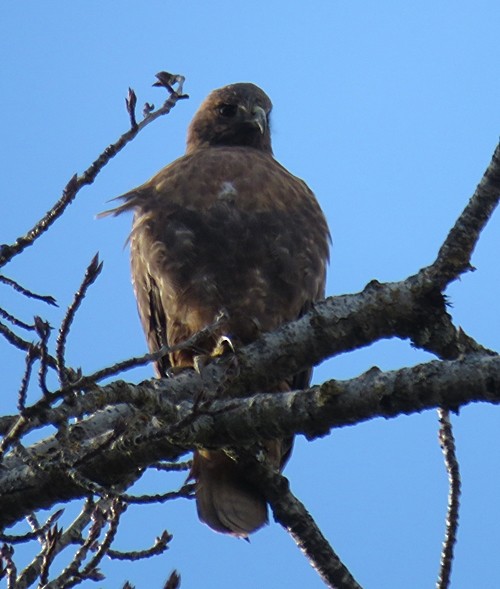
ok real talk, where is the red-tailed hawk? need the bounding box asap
[108,83,330,536]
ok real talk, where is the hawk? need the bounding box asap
[108,83,330,536]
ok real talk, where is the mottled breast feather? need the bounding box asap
[117,147,329,362]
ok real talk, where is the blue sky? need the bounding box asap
[2,2,500,588]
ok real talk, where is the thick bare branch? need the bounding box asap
[1,351,499,529]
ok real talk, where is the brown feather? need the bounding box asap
[109,83,330,536]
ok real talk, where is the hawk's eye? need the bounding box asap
[218,104,238,118]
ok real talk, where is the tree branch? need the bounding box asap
[426,140,500,287]
[241,458,363,589]
[436,409,461,589]
[1,351,499,529]
[0,73,187,269]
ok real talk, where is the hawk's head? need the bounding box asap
[186,83,273,154]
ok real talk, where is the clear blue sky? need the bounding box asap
[2,2,500,588]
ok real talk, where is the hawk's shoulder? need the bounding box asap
[108,146,324,222]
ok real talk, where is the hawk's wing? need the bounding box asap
[130,240,172,376]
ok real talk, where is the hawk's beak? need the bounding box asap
[239,104,267,134]
[249,105,267,134]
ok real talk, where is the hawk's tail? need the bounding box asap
[191,378,295,536]
[192,449,268,537]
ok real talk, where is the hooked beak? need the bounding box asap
[249,105,267,134]
[240,104,267,134]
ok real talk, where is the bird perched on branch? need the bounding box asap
[106,82,330,536]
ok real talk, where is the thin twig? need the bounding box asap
[78,499,125,579]
[34,317,52,396]
[68,310,227,389]
[13,440,47,475]
[107,530,172,561]
[39,524,63,587]
[66,467,119,499]
[151,460,192,472]
[0,320,63,380]
[26,513,43,542]
[0,73,187,269]
[0,321,34,354]
[126,88,138,128]
[1,510,64,545]
[0,274,57,306]
[42,503,108,589]
[16,497,110,589]
[436,408,461,589]
[121,483,195,504]
[163,570,181,589]
[56,253,103,386]
[0,544,17,589]
[0,307,35,331]
[17,345,37,411]
[69,346,172,388]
